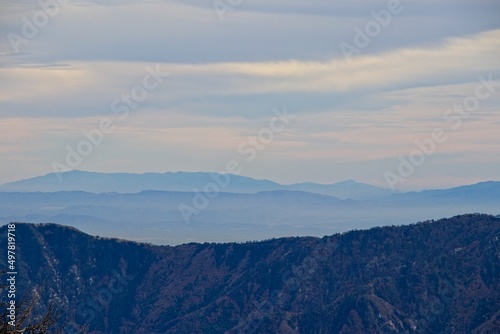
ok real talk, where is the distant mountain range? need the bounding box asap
[0,170,394,200]
[0,171,498,244]
[1,214,498,333]
[386,181,500,202]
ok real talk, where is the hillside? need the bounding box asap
[0,214,499,333]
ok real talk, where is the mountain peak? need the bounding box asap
[333,179,359,185]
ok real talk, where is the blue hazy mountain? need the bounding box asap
[384,181,500,203]
[287,179,393,199]
[0,170,281,194]
[0,170,393,200]
[0,180,498,245]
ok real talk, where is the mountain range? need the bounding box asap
[0,170,393,200]
[0,171,499,245]
[1,214,498,333]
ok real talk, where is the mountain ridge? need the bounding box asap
[1,181,499,245]
[0,170,392,200]
[1,214,499,333]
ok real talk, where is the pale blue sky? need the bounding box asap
[1,0,499,190]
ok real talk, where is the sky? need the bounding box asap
[0,0,499,190]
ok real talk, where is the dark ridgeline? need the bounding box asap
[0,214,499,333]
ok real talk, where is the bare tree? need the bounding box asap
[1,271,87,334]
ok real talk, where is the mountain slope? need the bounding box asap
[288,179,394,199]
[385,181,500,204]
[1,214,499,333]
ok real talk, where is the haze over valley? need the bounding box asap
[1,170,498,244]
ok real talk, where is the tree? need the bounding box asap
[0,271,87,334]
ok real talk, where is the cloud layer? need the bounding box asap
[0,0,499,189]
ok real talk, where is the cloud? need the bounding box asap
[2,0,499,64]
[0,1,499,188]
[1,29,499,120]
